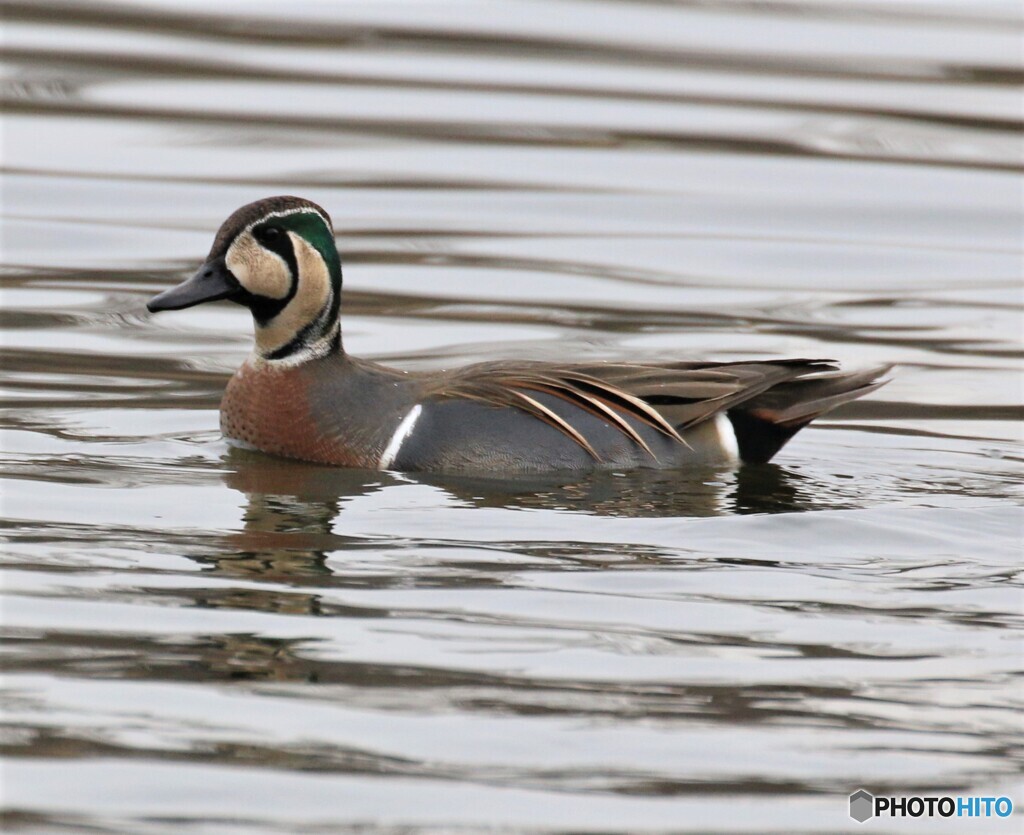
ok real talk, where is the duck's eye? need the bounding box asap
[259,226,282,242]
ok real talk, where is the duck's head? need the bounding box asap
[148,196,342,361]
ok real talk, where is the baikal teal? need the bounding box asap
[148,195,891,475]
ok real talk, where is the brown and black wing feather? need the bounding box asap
[421,358,889,464]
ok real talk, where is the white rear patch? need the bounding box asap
[714,412,740,461]
[378,404,423,470]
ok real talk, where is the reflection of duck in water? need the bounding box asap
[215,453,380,581]
[221,446,829,525]
[149,196,889,475]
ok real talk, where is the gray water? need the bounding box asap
[1,1,1022,832]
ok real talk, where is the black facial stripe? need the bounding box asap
[243,293,285,326]
[266,333,308,361]
[264,297,339,361]
[242,226,300,325]
[264,315,324,361]
[327,327,342,354]
[324,263,341,331]
[258,224,300,286]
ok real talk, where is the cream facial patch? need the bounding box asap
[225,230,292,300]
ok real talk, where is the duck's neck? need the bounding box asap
[255,317,342,364]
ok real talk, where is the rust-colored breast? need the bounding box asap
[220,359,372,467]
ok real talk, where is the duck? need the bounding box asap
[147,195,890,474]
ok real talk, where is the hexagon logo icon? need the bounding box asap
[850,789,874,823]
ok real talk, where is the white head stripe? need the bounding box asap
[240,206,331,237]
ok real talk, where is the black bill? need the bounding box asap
[147,258,239,312]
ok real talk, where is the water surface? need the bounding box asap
[1,1,1022,832]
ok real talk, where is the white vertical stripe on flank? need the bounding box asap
[378,404,423,470]
[714,413,740,460]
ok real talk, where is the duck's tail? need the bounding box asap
[726,365,893,464]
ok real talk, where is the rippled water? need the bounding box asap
[2,1,1022,832]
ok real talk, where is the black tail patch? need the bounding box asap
[726,409,804,464]
[727,365,892,464]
